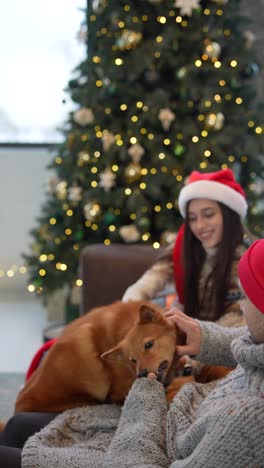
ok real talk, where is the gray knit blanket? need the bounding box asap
[22,404,121,468]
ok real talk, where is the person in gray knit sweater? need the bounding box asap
[0,170,254,467]
[18,239,264,468]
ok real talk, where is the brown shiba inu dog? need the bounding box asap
[15,301,183,413]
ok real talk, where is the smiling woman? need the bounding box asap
[0,0,85,144]
[123,168,255,325]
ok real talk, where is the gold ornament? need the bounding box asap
[83,201,102,221]
[204,41,221,60]
[55,181,68,200]
[38,224,50,241]
[77,151,90,165]
[205,112,225,131]
[116,29,143,51]
[67,133,75,148]
[124,163,142,183]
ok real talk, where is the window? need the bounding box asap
[0,0,86,144]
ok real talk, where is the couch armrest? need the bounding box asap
[80,243,163,314]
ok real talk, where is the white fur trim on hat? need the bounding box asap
[178,180,248,218]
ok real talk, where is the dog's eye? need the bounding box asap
[144,340,154,350]
[130,357,137,364]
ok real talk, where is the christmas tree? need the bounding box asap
[24,0,264,319]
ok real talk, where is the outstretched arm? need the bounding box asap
[122,249,174,302]
[103,378,169,468]
[165,309,246,368]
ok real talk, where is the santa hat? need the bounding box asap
[178,168,248,218]
[238,239,264,314]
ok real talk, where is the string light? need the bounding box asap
[228,155,235,162]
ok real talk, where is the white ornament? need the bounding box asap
[161,230,177,245]
[158,108,176,131]
[79,76,88,85]
[119,224,140,243]
[174,0,201,16]
[47,175,59,194]
[77,25,87,43]
[128,143,145,163]
[73,108,94,126]
[99,167,116,192]
[243,31,256,49]
[92,0,107,13]
[68,185,82,202]
[102,132,115,151]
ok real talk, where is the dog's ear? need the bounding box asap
[139,304,160,324]
[101,345,124,361]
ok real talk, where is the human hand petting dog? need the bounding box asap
[164,308,202,358]
[147,308,202,380]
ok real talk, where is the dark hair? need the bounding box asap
[183,202,244,321]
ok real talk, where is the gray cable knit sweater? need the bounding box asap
[22,322,264,468]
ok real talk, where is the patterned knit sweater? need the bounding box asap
[22,322,264,468]
[123,240,248,325]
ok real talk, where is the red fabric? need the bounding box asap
[26,338,57,381]
[238,239,264,314]
[173,224,185,305]
[187,168,246,199]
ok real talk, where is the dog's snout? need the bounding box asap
[137,369,148,378]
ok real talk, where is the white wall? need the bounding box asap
[0,147,53,296]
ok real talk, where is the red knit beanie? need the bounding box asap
[238,239,264,314]
[178,168,247,218]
